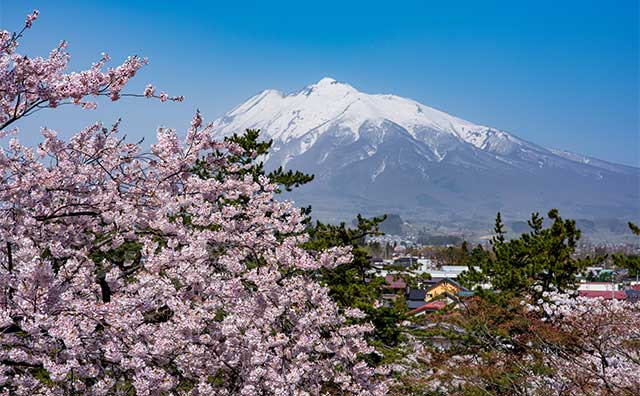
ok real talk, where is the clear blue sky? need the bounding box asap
[1,0,638,166]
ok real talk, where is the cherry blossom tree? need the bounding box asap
[538,292,640,395]
[0,12,387,396]
[391,294,640,396]
[0,10,182,134]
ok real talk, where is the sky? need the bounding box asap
[1,0,639,166]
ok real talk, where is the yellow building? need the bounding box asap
[425,278,466,301]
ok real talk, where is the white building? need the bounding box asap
[578,282,618,291]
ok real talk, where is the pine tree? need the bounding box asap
[613,222,640,280]
[460,209,592,303]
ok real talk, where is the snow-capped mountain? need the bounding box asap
[212,78,639,227]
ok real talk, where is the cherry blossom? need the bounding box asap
[392,294,640,396]
[538,292,640,394]
[0,113,387,396]
[0,11,386,396]
[0,11,182,134]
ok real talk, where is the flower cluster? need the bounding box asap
[0,10,182,133]
[0,116,387,395]
[389,293,639,396]
[539,292,640,394]
[0,11,386,396]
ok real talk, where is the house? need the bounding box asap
[369,257,385,266]
[393,256,419,269]
[425,278,467,300]
[384,275,407,291]
[406,279,474,314]
[424,266,478,280]
[382,275,408,301]
[409,300,447,316]
[456,290,476,298]
[625,289,640,303]
[583,266,604,279]
[578,290,627,300]
[578,282,620,292]
[440,266,470,276]
[406,289,428,310]
[407,299,427,310]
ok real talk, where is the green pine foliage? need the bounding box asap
[190,129,314,196]
[225,129,315,192]
[612,222,640,278]
[629,222,640,236]
[459,209,592,303]
[304,215,408,354]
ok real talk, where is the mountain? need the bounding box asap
[211,77,640,233]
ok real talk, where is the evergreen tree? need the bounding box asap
[460,209,591,303]
[629,221,640,236]
[304,215,408,352]
[192,129,314,194]
[613,222,640,280]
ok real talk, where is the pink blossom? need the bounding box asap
[191,109,202,129]
[143,84,155,97]
[25,10,39,28]
[0,13,386,395]
[0,12,179,133]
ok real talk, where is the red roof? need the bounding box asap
[384,275,407,289]
[409,300,447,314]
[579,290,627,300]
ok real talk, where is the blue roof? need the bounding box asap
[625,289,640,302]
[408,289,427,300]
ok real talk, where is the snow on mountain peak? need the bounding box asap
[212,78,500,149]
[312,76,339,87]
[208,79,638,224]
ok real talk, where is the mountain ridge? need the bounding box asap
[211,78,639,230]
